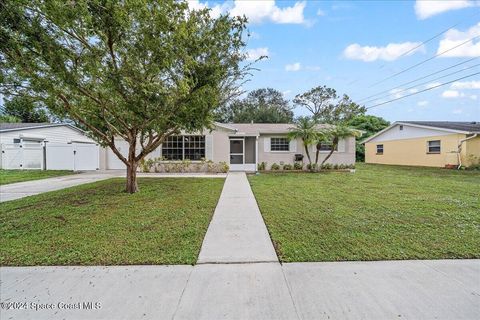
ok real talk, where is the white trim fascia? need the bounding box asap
[361,121,474,144]
[213,122,238,132]
[0,123,85,134]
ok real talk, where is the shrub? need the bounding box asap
[293,162,303,170]
[339,164,346,169]
[258,162,267,171]
[307,163,317,171]
[283,164,293,170]
[218,161,229,173]
[333,164,339,170]
[271,163,280,170]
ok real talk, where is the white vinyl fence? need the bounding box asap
[1,143,99,171]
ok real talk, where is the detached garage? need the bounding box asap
[0,123,99,171]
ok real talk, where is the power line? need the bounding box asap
[365,71,480,109]
[357,57,479,103]
[369,34,480,88]
[347,12,479,88]
[361,62,480,105]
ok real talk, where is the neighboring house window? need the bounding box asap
[376,144,384,154]
[13,138,21,144]
[427,140,441,154]
[270,137,289,151]
[320,141,337,151]
[399,125,404,131]
[162,135,205,160]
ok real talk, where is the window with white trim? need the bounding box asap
[320,141,337,151]
[162,135,205,160]
[376,144,384,154]
[270,137,289,151]
[427,140,440,154]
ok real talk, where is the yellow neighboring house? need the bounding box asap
[363,121,480,168]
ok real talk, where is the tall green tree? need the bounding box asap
[347,115,390,161]
[320,126,362,166]
[294,85,366,167]
[3,96,50,123]
[293,85,366,124]
[215,88,294,123]
[0,0,249,193]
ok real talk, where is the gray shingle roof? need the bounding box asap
[0,122,52,130]
[227,123,332,135]
[401,121,480,133]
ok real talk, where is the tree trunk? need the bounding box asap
[320,137,339,167]
[315,143,321,171]
[303,142,313,169]
[126,162,138,193]
[125,140,139,193]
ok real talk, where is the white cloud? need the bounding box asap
[187,0,225,18]
[414,0,477,20]
[230,0,307,24]
[470,94,478,100]
[442,90,465,98]
[317,9,326,16]
[245,47,269,61]
[188,1,307,24]
[451,80,480,89]
[343,42,425,62]
[389,88,419,99]
[453,108,464,114]
[425,82,442,89]
[437,22,480,57]
[417,100,429,106]
[285,62,301,71]
[282,90,292,96]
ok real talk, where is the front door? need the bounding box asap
[229,138,244,171]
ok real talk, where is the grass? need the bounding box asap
[249,164,480,262]
[0,169,73,185]
[0,178,224,266]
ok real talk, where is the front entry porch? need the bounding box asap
[229,136,257,172]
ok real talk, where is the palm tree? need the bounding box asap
[320,126,362,167]
[288,117,317,167]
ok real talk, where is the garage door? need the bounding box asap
[106,140,128,169]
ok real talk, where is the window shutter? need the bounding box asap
[264,137,271,152]
[205,135,213,160]
[289,139,297,152]
[337,139,346,153]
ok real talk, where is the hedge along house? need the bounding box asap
[101,122,357,171]
[363,121,480,168]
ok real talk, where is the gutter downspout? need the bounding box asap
[457,134,478,169]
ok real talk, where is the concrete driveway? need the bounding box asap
[0,171,119,202]
[0,171,226,202]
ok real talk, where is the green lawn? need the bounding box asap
[249,164,480,262]
[0,178,224,266]
[0,169,73,185]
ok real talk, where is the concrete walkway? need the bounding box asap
[197,172,278,264]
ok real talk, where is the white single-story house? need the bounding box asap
[1,122,357,171]
[0,123,99,170]
[100,122,357,171]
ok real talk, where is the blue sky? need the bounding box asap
[190,0,480,122]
